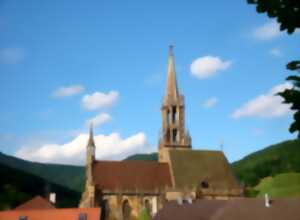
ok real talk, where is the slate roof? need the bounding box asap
[93,160,172,193]
[15,196,55,210]
[153,198,300,220]
[168,149,242,190]
[0,208,100,220]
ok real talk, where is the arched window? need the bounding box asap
[172,106,177,123]
[100,199,109,220]
[144,199,152,215]
[172,129,177,143]
[166,109,170,125]
[122,199,131,220]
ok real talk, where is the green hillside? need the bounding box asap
[232,139,300,186]
[255,172,300,197]
[124,153,158,161]
[0,163,80,210]
[0,152,84,192]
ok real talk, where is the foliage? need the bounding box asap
[278,61,300,138]
[247,0,300,34]
[0,152,85,192]
[138,208,151,220]
[232,139,300,186]
[255,172,300,197]
[124,153,158,161]
[247,0,300,138]
[0,163,80,210]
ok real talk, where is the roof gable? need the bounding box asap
[15,196,55,210]
[168,150,241,190]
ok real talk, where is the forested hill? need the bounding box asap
[0,152,84,192]
[232,139,300,186]
[0,163,80,210]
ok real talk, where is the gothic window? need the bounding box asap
[100,199,109,220]
[172,129,177,143]
[144,199,152,215]
[166,109,170,125]
[172,106,177,123]
[166,130,170,142]
[122,199,131,220]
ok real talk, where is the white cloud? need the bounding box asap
[202,97,218,108]
[82,91,119,111]
[190,56,231,79]
[86,113,112,128]
[15,132,151,165]
[52,85,84,98]
[0,48,26,64]
[231,82,293,119]
[253,21,282,41]
[269,48,282,57]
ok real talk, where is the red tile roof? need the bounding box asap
[0,208,100,220]
[93,160,172,193]
[15,196,55,210]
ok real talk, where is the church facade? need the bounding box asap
[79,47,244,220]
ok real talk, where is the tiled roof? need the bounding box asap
[93,160,172,193]
[0,208,100,220]
[15,196,55,210]
[153,198,300,220]
[168,149,242,190]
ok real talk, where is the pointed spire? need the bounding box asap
[165,45,179,103]
[87,123,95,147]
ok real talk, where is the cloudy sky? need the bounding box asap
[0,0,299,165]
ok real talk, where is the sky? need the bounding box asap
[0,0,299,165]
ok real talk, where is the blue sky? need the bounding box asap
[0,0,299,164]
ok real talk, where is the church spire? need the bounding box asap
[165,45,179,104]
[87,123,95,148]
[159,46,191,155]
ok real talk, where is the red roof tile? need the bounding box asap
[15,196,55,210]
[0,208,100,220]
[93,160,172,192]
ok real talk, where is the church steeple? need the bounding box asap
[86,124,95,184]
[159,46,191,151]
[165,45,179,104]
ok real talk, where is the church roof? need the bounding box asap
[168,149,242,190]
[15,196,55,210]
[93,160,172,193]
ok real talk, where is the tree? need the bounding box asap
[247,0,300,34]
[247,0,300,138]
[278,62,300,138]
[138,208,151,220]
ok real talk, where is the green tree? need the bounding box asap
[138,208,151,220]
[247,0,300,138]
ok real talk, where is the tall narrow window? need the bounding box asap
[166,109,170,125]
[122,199,131,220]
[172,106,177,123]
[172,129,177,143]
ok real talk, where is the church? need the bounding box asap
[79,47,244,220]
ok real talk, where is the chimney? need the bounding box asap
[49,192,56,204]
[265,194,271,208]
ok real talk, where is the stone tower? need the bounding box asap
[159,46,191,161]
[79,124,96,208]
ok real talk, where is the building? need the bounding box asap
[152,198,300,220]
[0,196,100,220]
[79,46,244,220]
[0,208,100,220]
